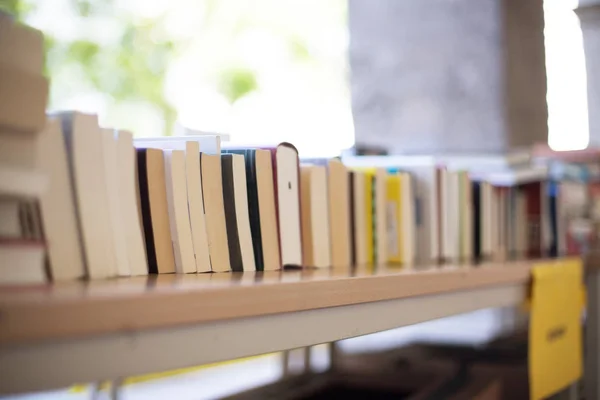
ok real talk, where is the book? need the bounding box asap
[328,159,352,268]
[270,143,302,268]
[231,154,256,271]
[136,148,176,274]
[201,154,231,272]
[0,17,44,74]
[0,165,47,198]
[255,150,281,271]
[221,154,244,272]
[300,165,332,268]
[115,130,148,276]
[60,112,117,279]
[386,174,402,264]
[35,118,85,280]
[0,65,48,134]
[374,168,388,265]
[223,149,263,270]
[102,128,130,277]
[352,171,368,266]
[0,239,46,285]
[0,199,20,238]
[164,150,197,273]
[184,141,211,273]
[401,172,417,266]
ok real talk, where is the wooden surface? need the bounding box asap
[0,259,573,345]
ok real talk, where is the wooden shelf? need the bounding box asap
[0,258,592,395]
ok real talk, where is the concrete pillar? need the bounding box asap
[576,2,600,146]
[349,0,548,154]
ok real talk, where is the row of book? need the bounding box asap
[0,18,590,284]
[0,110,555,284]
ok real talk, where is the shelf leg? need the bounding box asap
[89,382,102,400]
[108,378,123,400]
[328,341,340,371]
[302,346,311,374]
[585,269,600,400]
[281,350,291,378]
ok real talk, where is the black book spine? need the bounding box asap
[472,181,481,263]
[221,154,244,272]
[223,149,264,271]
[136,149,158,274]
[349,171,356,266]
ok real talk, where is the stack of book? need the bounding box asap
[0,16,50,284]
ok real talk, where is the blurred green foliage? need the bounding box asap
[1,0,263,135]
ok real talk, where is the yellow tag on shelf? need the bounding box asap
[529,257,585,400]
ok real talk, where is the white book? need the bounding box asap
[35,118,85,280]
[59,112,116,279]
[115,131,148,276]
[184,141,212,272]
[102,128,130,277]
[134,135,221,155]
[274,144,303,267]
[163,150,196,273]
[232,154,256,271]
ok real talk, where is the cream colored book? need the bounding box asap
[352,171,368,266]
[35,118,85,280]
[60,112,116,279]
[328,160,351,268]
[185,141,211,272]
[301,165,331,268]
[201,154,231,272]
[232,154,256,271]
[163,150,197,273]
[115,130,148,276]
[255,150,281,271]
[400,172,416,267]
[102,128,130,277]
[0,17,44,73]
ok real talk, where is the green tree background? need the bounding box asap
[0,0,351,153]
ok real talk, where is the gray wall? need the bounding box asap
[349,0,548,154]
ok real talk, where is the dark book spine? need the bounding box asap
[221,155,244,272]
[245,151,264,271]
[136,149,158,274]
[349,171,356,266]
[472,182,481,263]
[224,149,264,270]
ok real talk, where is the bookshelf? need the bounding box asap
[1,257,599,396]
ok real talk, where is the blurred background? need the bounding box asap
[0,0,593,398]
[2,0,590,155]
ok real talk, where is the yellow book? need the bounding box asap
[386,174,403,264]
[364,172,374,264]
